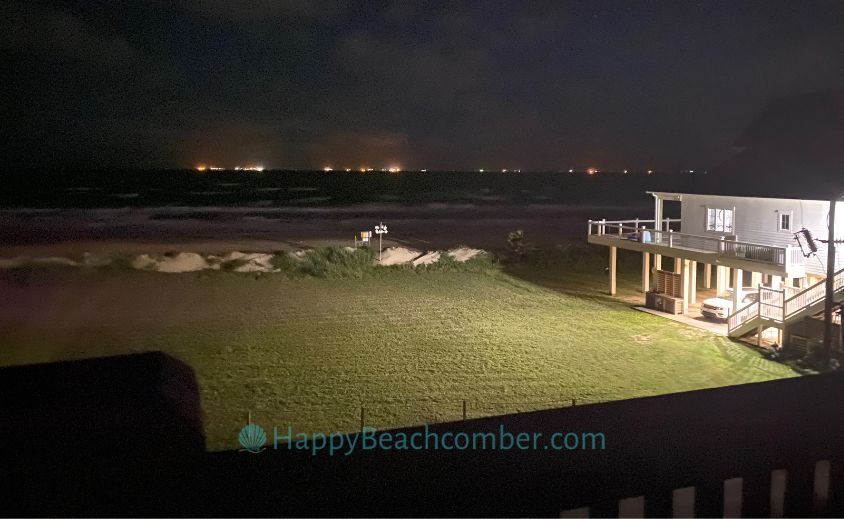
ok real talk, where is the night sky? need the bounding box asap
[4,0,844,171]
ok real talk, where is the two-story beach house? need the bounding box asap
[587,191,844,352]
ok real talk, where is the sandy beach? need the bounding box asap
[0,202,648,256]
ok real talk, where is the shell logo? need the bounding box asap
[238,423,267,453]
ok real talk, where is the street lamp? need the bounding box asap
[374,222,388,262]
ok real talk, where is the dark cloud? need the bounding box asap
[0,3,134,65]
[3,0,844,170]
[181,0,351,24]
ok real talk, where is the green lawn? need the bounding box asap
[0,262,796,451]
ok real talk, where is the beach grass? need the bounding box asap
[0,259,796,451]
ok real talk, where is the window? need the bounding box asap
[778,212,792,232]
[706,207,734,233]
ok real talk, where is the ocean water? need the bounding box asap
[0,169,700,209]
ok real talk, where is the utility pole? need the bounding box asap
[840,302,844,357]
[823,197,837,367]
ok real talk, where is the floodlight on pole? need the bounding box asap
[374,222,388,262]
[794,228,819,257]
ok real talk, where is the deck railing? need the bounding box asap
[720,241,787,265]
[588,219,801,270]
[788,247,805,270]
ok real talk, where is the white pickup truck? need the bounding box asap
[701,289,759,321]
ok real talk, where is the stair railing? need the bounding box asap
[727,300,759,332]
[783,267,844,320]
[759,286,785,322]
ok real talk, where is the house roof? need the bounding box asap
[647,190,835,204]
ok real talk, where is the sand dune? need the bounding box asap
[447,247,484,262]
[0,246,488,273]
[378,247,422,266]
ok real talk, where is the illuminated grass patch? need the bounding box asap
[0,265,795,450]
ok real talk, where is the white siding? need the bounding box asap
[678,194,844,277]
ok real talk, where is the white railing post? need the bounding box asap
[600,219,606,235]
[668,229,674,248]
[780,287,786,321]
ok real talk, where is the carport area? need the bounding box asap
[636,284,783,349]
[636,285,727,336]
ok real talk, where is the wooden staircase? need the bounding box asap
[727,267,844,338]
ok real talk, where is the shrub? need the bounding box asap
[269,252,301,274]
[511,243,637,273]
[108,252,135,270]
[408,250,498,275]
[288,247,376,278]
[270,247,498,278]
[507,229,530,259]
[219,258,249,272]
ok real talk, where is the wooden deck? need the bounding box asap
[587,219,806,278]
